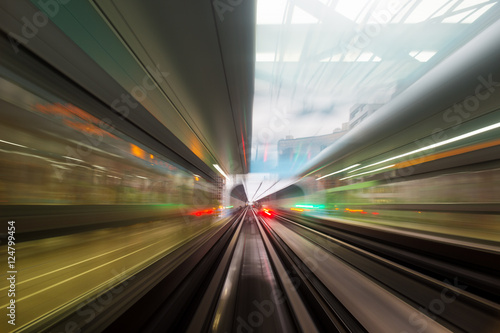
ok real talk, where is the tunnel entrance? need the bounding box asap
[230,184,248,202]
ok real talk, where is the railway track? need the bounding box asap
[41,208,500,332]
[272,212,500,332]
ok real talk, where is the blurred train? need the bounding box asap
[263,82,500,243]
[268,168,500,243]
[0,83,215,207]
[0,32,219,235]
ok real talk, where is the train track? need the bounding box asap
[41,208,500,332]
[272,212,500,332]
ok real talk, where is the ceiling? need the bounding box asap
[2,0,256,179]
[243,0,500,201]
[90,0,255,175]
[251,0,500,176]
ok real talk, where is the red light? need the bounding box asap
[261,208,273,217]
[192,209,216,216]
[372,212,380,215]
[241,132,247,168]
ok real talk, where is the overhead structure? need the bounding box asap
[1,0,255,179]
[252,0,500,176]
[296,17,500,181]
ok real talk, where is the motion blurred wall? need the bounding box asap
[0,75,217,208]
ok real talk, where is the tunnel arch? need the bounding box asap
[229,184,248,202]
[273,184,305,200]
[258,184,306,204]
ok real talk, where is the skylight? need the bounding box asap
[431,0,459,18]
[256,0,287,24]
[409,51,437,62]
[455,0,491,11]
[291,6,319,24]
[335,0,372,23]
[405,0,451,23]
[256,53,276,62]
[443,9,476,22]
[357,52,374,62]
[252,0,500,176]
[462,3,496,22]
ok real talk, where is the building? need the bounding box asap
[277,129,347,173]
[348,104,384,129]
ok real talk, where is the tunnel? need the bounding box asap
[1,1,500,332]
[229,184,248,203]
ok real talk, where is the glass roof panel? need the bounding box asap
[251,0,500,176]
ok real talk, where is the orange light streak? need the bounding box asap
[394,138,500,169]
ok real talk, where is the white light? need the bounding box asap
[410,51,437,62]
[256,53,276,62]
[405,0,450,23]
[336,0,372,22]
[343,50,361,62]
[316,164,361,180]
[320,54,342,62]
[0,140,28,149]
[332,54,342,62]
[291,6,319,24]
[340,164,395,180]
[68,139,123,158]
[431,0,459,18]
[257,0,287,24]
[442,9,475,23]
[462,3,496,23]
[213,164,230,181]
[350,121,500,173]
[357,52,373,62]
[283,53,301,62]
[455,0,490,11]
[64,156,84,163]
[51,164,69,170]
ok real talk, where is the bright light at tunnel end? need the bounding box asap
[213,164,230,181]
